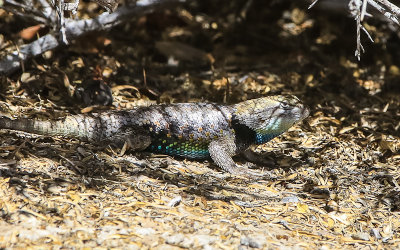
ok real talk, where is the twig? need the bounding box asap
[58,0,68,44]
[309,0,400,60]
[361,0,367,21]
[0,0,184,75]
[308,0,319,9]
[349,0,363,60]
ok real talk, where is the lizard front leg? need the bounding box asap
[208,138,267,179]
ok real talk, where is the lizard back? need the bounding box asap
[127,103,235,159]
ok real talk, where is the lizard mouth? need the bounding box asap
[293,106,309,122]
[301,106,310,120]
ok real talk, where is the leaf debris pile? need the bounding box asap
[1,1,400,248]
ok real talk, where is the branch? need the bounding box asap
[310,0,400,60]
[0,0,184,75]
[367,0,399,24]
[375,0,400,16]
[2,0,53,24]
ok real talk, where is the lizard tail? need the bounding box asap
[0,115,100,142]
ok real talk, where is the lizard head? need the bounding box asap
[233,95,309,144]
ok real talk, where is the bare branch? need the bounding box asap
[37,0,58,24]
[361,26,374,42]
[0,0,185,75]
[308,0,319,10]
[92,0,120,13]
[361,0,367,21]
[1,5,49,24]
[310,0,400,60]
[367,0,399,24]
[375,0,400,16]
[2,0,52,24]
[57,0,69,44]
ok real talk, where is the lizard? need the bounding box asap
[0,95,309,178]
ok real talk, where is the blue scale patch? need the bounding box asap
[148,136,210,159]
[255,132,282,144]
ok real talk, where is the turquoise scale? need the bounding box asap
[255,132,282,144]
[148,136,210,159]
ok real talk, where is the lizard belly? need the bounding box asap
[147,135,210,159]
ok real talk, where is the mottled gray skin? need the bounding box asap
[0,96,309,177]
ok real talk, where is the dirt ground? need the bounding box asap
[0,1,400,249]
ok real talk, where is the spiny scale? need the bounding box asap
[149,136,210,159]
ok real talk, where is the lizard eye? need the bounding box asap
[280,101,290,109]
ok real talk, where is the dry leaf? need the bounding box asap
[19,25,42,40]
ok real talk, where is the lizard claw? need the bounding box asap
[231,165,276,180]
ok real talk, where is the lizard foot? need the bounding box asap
[229,165,276,180]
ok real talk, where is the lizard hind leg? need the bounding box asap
[126,131,152,151]
[208,139,267,179]
[111,127,151,155]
